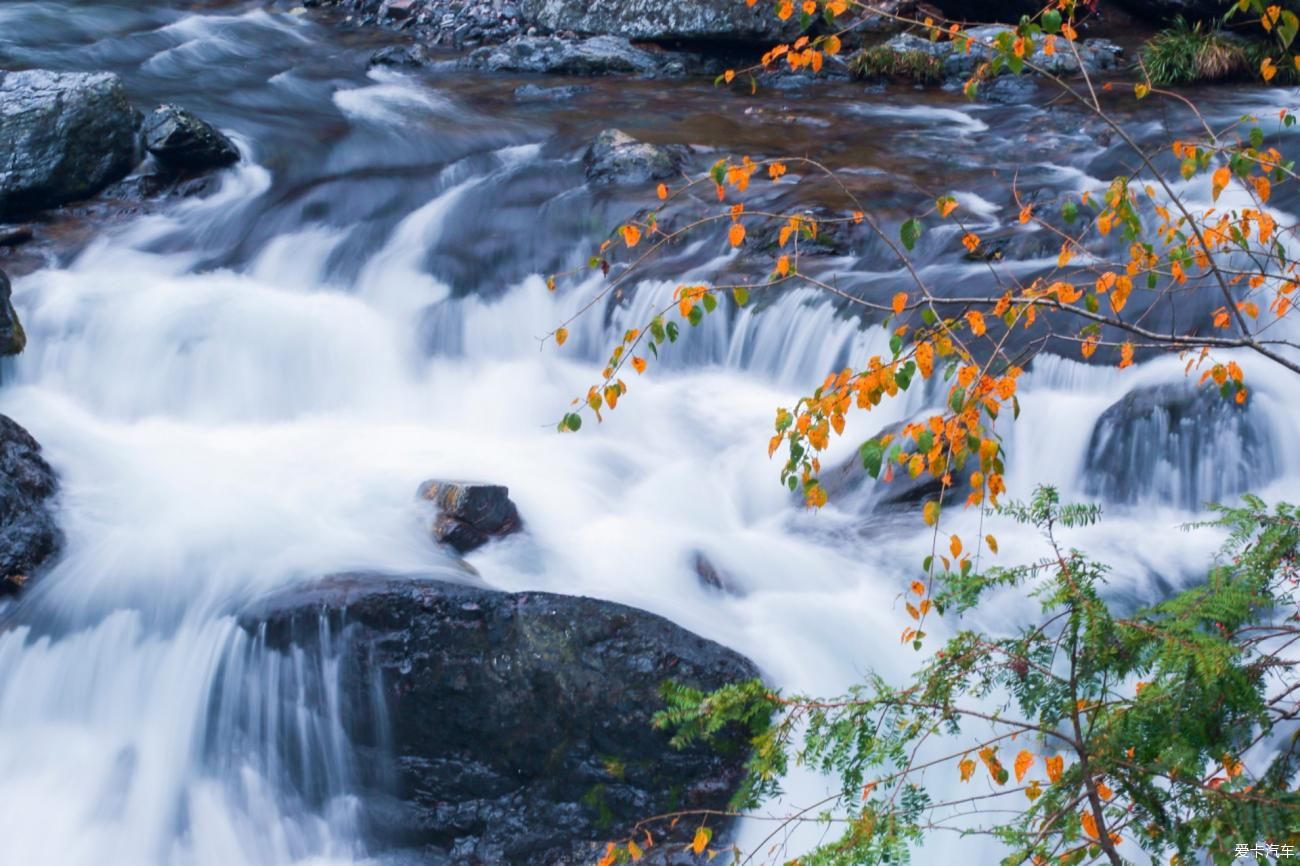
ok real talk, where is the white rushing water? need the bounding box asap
[1,9,1298,865]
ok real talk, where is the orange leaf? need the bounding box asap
[910,579,925,596]
[961,233,980,253]
[1018,204,1033,224]
[892,292,908,315]
[554,327,568,347]
[1119,342,1134,369]
[628,840,644,861]
[938,197,958,218]
[729,223,746,247]
[690,826,711,855]
[656,183,668,200]
[621,224,642,247]
[965,310,987,336]
[776,255,791,277]
[768,162,787,180]
[959,757,976,782]
[1081,811,1100,841]
[631,356,647,374]
[1212,166,1230,201]
[723,68,735,84]
[1045,755,1064,783]
[1014,750,1034,783]
[949,534,962,557]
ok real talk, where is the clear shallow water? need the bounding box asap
[1,3,1298,864]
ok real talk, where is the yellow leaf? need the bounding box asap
[923,500,940,526]
[1014,750,1034,783]
[1212,166,1230,201]
[1057,242,1074,268]
[554,327,568,346]
[1262,56,1277,82]
[690,827,711,855]
[949,534,962,557]
[985,533,998,554]
[628,840,644,861]
[906,601,920,620]
[824,34,842,55]
[546,275,557,292]
[1025,779,1043,801]
[631,356,647,374]
[938,196,958,218]
[1135,82,1151,99]
[959,757,976,781]
[1045,755,1064,783]
[729,223,746,247]
[621,224,642,247]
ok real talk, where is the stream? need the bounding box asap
[0,2,1297,864]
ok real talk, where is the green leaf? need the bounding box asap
[1280,10,1299,48]
[1042,9,1062,33]
[666,321,680,343]
[921,308,938,326]
[861,439,884,478]
[562,413,582,432]
[917,430,935,453]
[1062,201,1078,224]
[1250,126,1265,150]
[688,306,704,326]
[732,287,750,307]
[889,334,903,357]
[900,218,923,252]
[702,293,718,313]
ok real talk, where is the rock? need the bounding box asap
[0,268,25,357]
[870,28,1122,86]
[417,480,522,553]
[0,225,33,248]
[0,70,139,220]
[822,418,973,512]
[583,129,690,186]
[0,413,61,595]
[517,0,796,45]
[369,43,431,67]
[1083,383,1274,510]
[241,573,761,865]
[512,83,591,101]
[693,552,740,595]
[142,105,239,175]
[463,35,663,76]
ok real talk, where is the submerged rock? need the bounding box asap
[416,480,522,553]
[583,129,690,186]
[0,269,25,357]
[142,105,240,175]
[513,83,591,102]
[242,573,761,865]
[0,413,61,595]
[0,70,139,220]
[369,43,432,67]
[1083,383,1274,510]
[463,35,663,76]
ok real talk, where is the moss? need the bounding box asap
[1141,18,1285,85]
[850,45,945,85]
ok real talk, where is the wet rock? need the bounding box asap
[822,418,973,512]
[0,412,61,595]
[369,43,431,67]
[463,34,663,75]
[0,226,33,248]
[1083,383,1273,510]
[241,573,761,865]
[417,480,521,553]
[517,0,796,44]
[871,28,1122,87]
[142,105,240,175]
[0,70,139,220]
[693,552,740,595]
[0,268,25,357]
[583,129,690,187]
[512,82,591,101]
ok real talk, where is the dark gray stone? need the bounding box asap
[1083,383,1273,510]
[240,573,761,865]
[369,43,431,67]
[0,413,61,595]
[583,129,690,187]
[512,83,591,101]
[417,480,522,553]
[0,70,139,220]
[518,0,799,44]
[142,105,239,175]
[0,269,25,357]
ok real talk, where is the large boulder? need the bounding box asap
[584,129,690,186]
[463,34,664,75]
[1083,383,1274,510]
[0,414,61,595]
[142,105,239,175]
[518,0,795,44]
[416,480,522,553]
[0,70,139,220]
[0,269,25,357]
[241,573,761,865]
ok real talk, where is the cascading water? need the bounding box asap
[1,2,1296,864]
